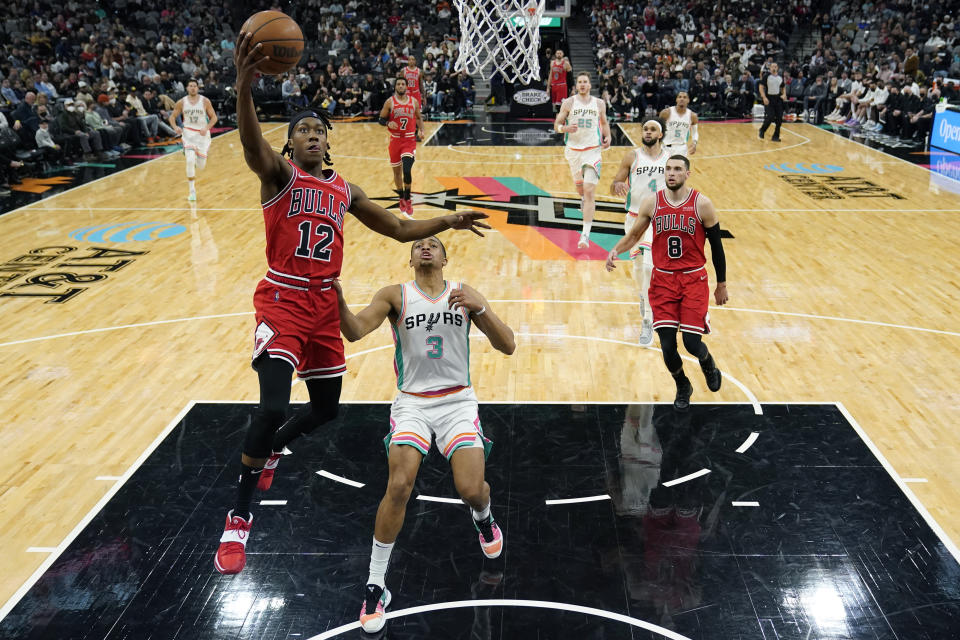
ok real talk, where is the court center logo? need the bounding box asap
[374,177,732,261]
[69,222,187,242]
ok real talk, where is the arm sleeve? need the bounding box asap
[704,223,726,283]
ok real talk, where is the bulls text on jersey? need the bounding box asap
[654,212,698,235]
[287,188,346,229]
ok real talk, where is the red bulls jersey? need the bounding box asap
[261,160,351,282]
[403,66,421,94]
[388,95,418,139]
[651,189,706,271]
[550,59,566,85]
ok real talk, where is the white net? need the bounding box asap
[453,0,545,84]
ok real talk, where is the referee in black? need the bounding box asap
[758,62,786,141]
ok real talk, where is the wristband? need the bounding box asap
[472,305,486,317]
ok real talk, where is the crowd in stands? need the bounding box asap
[584,0,958,142]
[3,0,959,193]
[0,0,241,193]
[256,0,475,118]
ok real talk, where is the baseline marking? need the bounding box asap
[95,475,122,481]
[259,500,288,506]
[306,598,694,640]
[836,402,960,565]
[0,401,197,621]
[316,469,365,488]
[735,432,760,453]
[663,468,711,487]
[25,548,57,554]
[416,495,463,504]
[902,478,929,483]
[545,495,611,505]
[732,501,761,507]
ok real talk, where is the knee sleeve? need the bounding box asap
[243,408,286,458]
[185,149,196,178]
[682,332,708,359]
[656,328,683,372]
[581,165,600,185]
[401,155,414,184]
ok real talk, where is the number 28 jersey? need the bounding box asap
[261,159,350,282]
[651,189,706,271]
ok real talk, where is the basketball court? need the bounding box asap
[0,118,958,638]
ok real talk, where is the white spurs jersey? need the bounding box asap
[626,146,668,213]
[564,95,603,150]
[664,106,693,148]
[181,95,209,129]
[391,280,472,395]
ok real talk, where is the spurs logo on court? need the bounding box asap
[374,177,734,262]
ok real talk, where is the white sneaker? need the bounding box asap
[577,233,589,249]
[187,191,197,201]
[639,318,654,347]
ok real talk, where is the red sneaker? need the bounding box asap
[257,453,282,491]
[214,510,252,574]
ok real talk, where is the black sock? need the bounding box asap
[475,514,494,541]
[699,352,715,369]
[671,369,690,386]
[402,188,410,200]
[234,464,262,520]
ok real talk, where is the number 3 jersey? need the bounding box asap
[391,280,472,396]
[651,189,707,271]
[261,159,350,283]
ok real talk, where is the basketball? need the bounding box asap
[240,10,304,76]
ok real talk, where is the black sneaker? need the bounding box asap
[771,135,781,142]
[700,355,722,392]
[673,377,693,411]
[758,130,764,139]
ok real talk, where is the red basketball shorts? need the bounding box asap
[551,83,568,104]
[251,278,346,379]
[388,136,417,166]
[649,266,711,334]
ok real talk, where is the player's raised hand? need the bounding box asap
[605,249,619,272]
[234,32,270,85]
[447,287,482,315]
[447,211,491,237]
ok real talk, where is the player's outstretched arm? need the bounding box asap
[448,284,515,355]
[234,32,289,189]
[334,281,400,342]
[606,194,654,272]
[347,182,491,240]
[697,194,728,305]
[611,149,634,196]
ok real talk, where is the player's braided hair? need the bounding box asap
[281,110,334,165]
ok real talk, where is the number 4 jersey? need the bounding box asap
[391,280,472,396]
[261,159,350,283]
[651,189,706,271]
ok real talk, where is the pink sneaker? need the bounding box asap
[214,510,252,574]
[359,584,392,633]
[475,518,503,559]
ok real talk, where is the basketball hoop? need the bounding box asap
[453,0,545,84]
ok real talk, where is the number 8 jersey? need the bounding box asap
[651,189,706,271]
[262,159,350,283]
[391,280,472,396]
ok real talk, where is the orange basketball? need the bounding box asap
[240,10,304,76]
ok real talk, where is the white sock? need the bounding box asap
[581,223,592,237]
[366,537,394,588]
[471,501,491,522]
[189,181,196,193]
